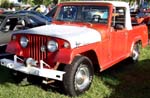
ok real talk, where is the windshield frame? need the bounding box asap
[55,5,109,24]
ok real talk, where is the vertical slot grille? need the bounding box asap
[28,35,47,61]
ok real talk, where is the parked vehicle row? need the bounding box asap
[15,10,52,22]
[0,12,50,52]
[0,8,6,14]
[0,6,57,53]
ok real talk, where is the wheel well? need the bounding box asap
[131,40,142,54]
[136,40,142,45]
[137,40,142,47]
[58,50,100,72]
[80,50,100,72]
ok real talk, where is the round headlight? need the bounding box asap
[20,36,28,48]
[47,40,58,52]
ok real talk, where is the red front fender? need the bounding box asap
[6,41,23,56]
[55,48,73,64]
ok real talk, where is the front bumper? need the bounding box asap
[0,55,65,81]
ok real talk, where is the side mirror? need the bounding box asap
[114,24,124,30]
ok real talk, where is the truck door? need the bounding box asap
[110,7,128,61]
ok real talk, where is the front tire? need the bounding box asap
[63,56,94,96]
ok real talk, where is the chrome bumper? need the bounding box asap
[0,55,65,81]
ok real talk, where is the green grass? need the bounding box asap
[0,46,150,98]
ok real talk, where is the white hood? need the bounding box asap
[14,24,101,48]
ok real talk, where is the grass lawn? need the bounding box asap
[0,46,150,98]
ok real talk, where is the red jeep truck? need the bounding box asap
[0,1,148,96]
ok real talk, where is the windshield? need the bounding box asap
[56,5,109,24]
[0,16,5,25]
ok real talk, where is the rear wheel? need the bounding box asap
[129,43,140,63]
[63,56,94,96]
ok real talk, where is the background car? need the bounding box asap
[16,5,58,22]
[0,12,49,53]
[0,8,6,14]
[15,10,52,22]
[45,5,57,19]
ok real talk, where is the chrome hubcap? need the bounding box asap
[132,49,139,60]
[132,45,139,60]
[75,64,90,91]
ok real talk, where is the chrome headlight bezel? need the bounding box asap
[20,36,28,48]
[47,40,58,52]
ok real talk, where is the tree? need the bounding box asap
[0,0,14,8]
[33,0,52,6]
[21,0,52,6]
[22,0,34,5]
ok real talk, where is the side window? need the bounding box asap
[3,18,18,31]
[0,16,5,25]
[2,19,10,31]
[112,7,126,29]
[17,17,26,26]
[27,16,45,27]
[14,17,26,30]
[28,16,38,25]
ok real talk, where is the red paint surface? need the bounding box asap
[6,2,148,71]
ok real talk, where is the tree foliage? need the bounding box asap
[0,0,14,8]
[21,0,52,6]
[33,0,52,6]
[21,0,34,5]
